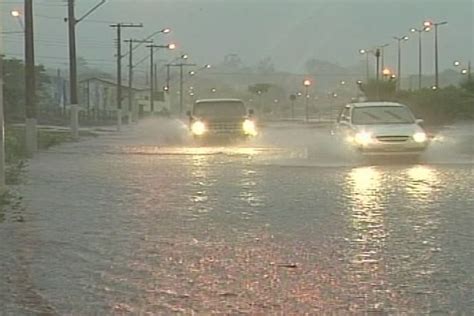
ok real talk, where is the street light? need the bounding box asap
[10,10,24,30]
[453,60,472,80]
[393,35,409,91]
[424,20,448,87]
[382,68,392,77]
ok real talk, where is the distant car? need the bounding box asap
[187,98,257,141]
[335,102,429,156]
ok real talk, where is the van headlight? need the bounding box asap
[354,131,373,146]
[243,119,257,136]
[413,132,427,143]
[191,121,206,136]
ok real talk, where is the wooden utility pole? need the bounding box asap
[0,55,5,191]
[68,0,106,138]
[110,23,142,130]
[25,0,37,156]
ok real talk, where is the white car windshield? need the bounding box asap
[352,106,415,125]
[194,101,246,118]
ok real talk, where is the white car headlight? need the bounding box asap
[413,132,427,143]
[243,119,257,136]
[191,121,206,136]
[354,131,373,146]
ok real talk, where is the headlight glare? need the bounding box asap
[243,119,257,136]
[191,121,206,136]
[413,132,427,143]
[354,131,373,146]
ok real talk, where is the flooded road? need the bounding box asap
[1,119,473,314]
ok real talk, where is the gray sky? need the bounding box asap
[1,0,473,75]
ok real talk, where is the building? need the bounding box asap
[79,77,171,119]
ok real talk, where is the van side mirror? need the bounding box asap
[248,109,254,116]
[415,118,424,124]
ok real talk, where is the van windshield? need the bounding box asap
[194,101,246,118]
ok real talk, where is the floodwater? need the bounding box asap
[1,118,473,314]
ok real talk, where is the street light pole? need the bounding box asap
[146,44,176,114]
[424,20,447,88]
[393,35,409,91]
[127,40,133,123]
[379,44,389,78]
[359,49,371,83]
[303,79,312,122]
[375,48,381,81]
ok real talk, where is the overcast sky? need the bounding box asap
[1,0,473,75]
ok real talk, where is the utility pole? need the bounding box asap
[67,0,106,139]
[167,63,196,115]
[110,23,143,130]
[0,55,5,191]
[124,39,152,124]
[68,0,78,139]
[149,45,155,113]
[25,0,37,156]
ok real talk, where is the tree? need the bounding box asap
[248,83,272,95]
[221,54,243,70]
[1,56,51,122]
[357,79,396,101]
[77,56,112,80]
[460,77,474,94]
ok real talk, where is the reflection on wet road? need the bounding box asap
[1,121,473,314]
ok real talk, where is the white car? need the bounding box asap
[336,102,429,156]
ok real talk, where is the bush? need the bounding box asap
[358,80,474,125]
[399,86,474,125]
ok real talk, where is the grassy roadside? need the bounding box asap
[5,126,97,184]
[1,126,97,222]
